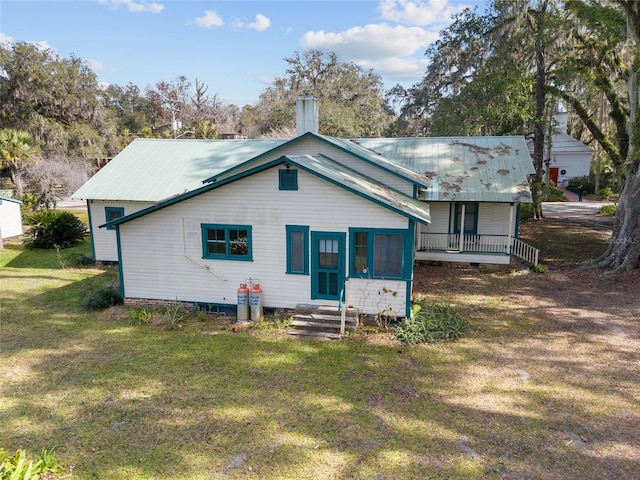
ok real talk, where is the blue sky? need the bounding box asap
[0,0,481,106]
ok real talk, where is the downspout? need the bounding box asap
[182,218,228,281]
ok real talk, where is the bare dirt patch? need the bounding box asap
[408,216,640,479]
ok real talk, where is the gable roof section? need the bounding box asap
[526,133,594,156]
[203,132,431,189]
[104,154,430,228]
[72,138,287,202]
[354,136,535,203]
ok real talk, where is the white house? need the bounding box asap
[73,94,538,319]
[527,105,594,187]
[0,196,23,239]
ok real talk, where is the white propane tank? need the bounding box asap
[249,283,263,321]
[237,283,249,321]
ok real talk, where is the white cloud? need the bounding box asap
[303,23,435,59]
[378,0,467,27]
[234,13,271,32]
[195,10,224,28]
[301,23,436,81]
[0,32,13,45]
[99,0,164,14]
[247,14,271,32]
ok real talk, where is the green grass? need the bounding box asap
[1,221,639,479]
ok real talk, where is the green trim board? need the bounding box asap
[115,226,125,298]
[100,155,430,229]
[86,200,96,261]
[286,225,309,275]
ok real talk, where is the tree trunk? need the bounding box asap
[598,1,640,270]
[598,168,640,270]
[531,1,548,219]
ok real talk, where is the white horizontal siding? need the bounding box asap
[477,203,514,236]
[421,202,450,234]
[89,200,153,262]
[346,278,407,318]
[119,166,411,314]
[0,199,22,239]
[419,202,515,237]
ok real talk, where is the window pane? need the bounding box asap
[318,272,327,295]
[354,231,368,273]
[373,233,403,277]
[229,229,248,256]
[291,230,304,272]
[319,239,338,268]
[207,229,227,255]
[328,272,338,296]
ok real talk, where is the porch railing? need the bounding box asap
[418,233,539,266]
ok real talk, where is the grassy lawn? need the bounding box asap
[1,219,638,479]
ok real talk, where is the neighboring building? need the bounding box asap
[0,196,23,239]
[528,105,594,187]
[73,94,538,318]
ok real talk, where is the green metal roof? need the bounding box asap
[104,155,430,228]
[74,135,534,205]
[72,138,287,201]
[353,136,535,203]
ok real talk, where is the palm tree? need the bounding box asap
[0,128,39,195]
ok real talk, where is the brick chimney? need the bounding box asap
[296,92,318,136]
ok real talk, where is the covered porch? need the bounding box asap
[416,232,539,266]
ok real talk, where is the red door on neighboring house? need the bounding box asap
[549,167,559,185]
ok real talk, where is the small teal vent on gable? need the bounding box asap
[279,169,298,190]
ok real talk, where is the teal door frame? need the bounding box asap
[311,231,346,300]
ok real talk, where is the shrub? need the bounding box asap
[23,209,87,249]
[543,182,567,201]
[566,175,594,195]
[394,303,467,345]
[529,264,548,273]
[597,188,612,200]
[519,203,535,221]
[128,307,154,325]
[600,203,617,215]
[80,285,123,310]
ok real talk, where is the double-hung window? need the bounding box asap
[350,228,407,279]
[286,225,309,274]
[453,202,478,234]
[201,224,252,261]
[105,207,124,230]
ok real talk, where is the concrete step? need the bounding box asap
[288,305,359,339]
[286,330,342,340]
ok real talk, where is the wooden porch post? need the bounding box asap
[458,203,466,252]
[507,203,515,254]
